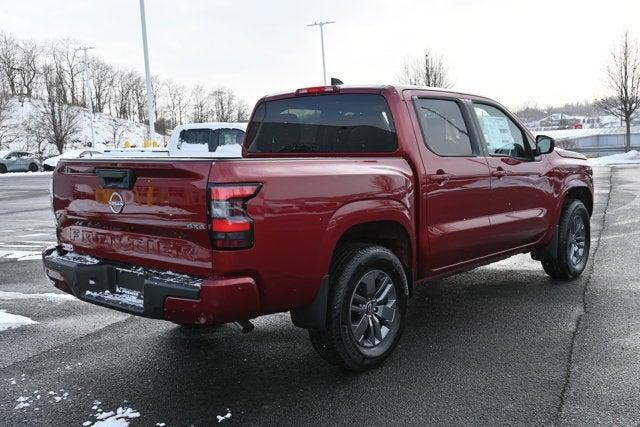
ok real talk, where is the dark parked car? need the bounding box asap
[43,85,593,371]
[0,151,40,173]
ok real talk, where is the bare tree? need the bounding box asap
[235,100,249,122]
[399,50,452,88]
[16,40,40,98]
[208,88,236,122]
[130,74,147,123]
[0,91,16,149]
[151,75,163,122]
[28,65,81,154]
[107,116,130,148]
[163,79,188,128]
[597,31,640,152]
[90,57,113,113]
[0,32,20,95]
[60,40,84,105]
[190,84,208,122]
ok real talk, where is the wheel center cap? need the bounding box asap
[365,301,375,315]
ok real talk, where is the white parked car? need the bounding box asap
[0,150,40,173]
[170,122,246,157]
[42,149,103,171]
[102,122,247,158]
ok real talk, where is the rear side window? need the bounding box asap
[415,98,473,156]
[246,94,397,153]
[179,129,216,146]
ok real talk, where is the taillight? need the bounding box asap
[208,183,261,249]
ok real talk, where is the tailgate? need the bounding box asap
[52,159,214,276]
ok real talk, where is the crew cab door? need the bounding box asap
[408,95,493,272]
[15,152,31,171]
[469,102,551,253]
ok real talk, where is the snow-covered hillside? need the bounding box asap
[1,97,158,158]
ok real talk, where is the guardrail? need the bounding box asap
[556,133,640,157]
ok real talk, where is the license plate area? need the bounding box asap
[114,267,145,299]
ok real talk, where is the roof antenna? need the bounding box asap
[331,77,344,85]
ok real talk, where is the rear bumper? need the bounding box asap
[42,246,261,325]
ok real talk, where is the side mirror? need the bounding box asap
[536,135,555,155]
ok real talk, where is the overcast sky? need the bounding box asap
[1,0,638,110]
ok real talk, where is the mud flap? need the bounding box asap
[531,224,559,261]
[290,275,330,331]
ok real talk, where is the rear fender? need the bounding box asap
[291,199,414,330]
[320,199,415,275]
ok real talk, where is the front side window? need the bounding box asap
[415,98,473,156]
[246,94,397,153]
[473,104,530,158]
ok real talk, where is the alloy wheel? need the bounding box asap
[567,214,587,266]
[349,270,398,348]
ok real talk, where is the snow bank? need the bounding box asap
[588,150,640,165]
[0,309,37,331]
[2,97,153,158]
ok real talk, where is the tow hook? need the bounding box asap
[235,320,255,334]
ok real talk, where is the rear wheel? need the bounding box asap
[309,244,408,371]
[541,199,590,280]
[0,165,6,174]
[28,163,39,172]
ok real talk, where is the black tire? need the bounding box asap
[0,164,6,174]
[28,163,39,172]
[309,244,409,371]
[542,199,590,280]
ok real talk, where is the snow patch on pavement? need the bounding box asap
[588,150,640,165]
[217,409,232,423]
[0,250,42,261]
[84,405,141,427]
[0,309,38,331]
[0,171,53,178]
[0,291,76,301]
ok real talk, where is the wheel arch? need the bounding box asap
[291,199,415,330]
[321,199,415,283]
[563,185,593,216]
[533,182,593,262]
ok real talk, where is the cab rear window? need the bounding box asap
[245,94,397,153]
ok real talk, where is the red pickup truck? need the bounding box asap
[43,85,593,371]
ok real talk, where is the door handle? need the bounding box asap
[491,167,506,178]
[429,170,449,182]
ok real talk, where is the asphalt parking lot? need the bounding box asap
[1,166,639,426]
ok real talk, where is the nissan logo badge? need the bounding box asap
[108,192,125,214]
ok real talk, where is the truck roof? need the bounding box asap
[260,84,494,103]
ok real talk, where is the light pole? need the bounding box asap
[139,0,156,142]
[76,46,95,148]
[307,21,335,85]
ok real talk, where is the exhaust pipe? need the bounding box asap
[235,320,254,334]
